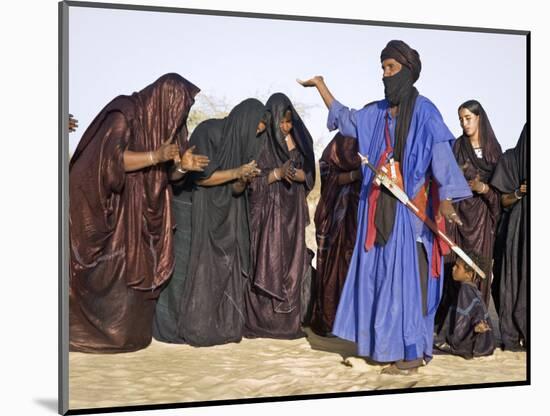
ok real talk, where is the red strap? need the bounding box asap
[365,178,382,250]
[430,184,451,278]
[383,111,393,153]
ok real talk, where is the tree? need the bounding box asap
[187,94,232,132]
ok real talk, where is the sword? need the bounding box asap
[358,152,486,279]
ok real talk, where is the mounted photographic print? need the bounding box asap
[59,1,530,414]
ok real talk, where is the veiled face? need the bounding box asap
[139,74,199,147]
[279,109,293,136]
[381,58,403,78]
[459,108,480,138]
[256,120,266,136]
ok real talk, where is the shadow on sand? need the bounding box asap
[303,327,387,367]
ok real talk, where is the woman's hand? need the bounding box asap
[237,160,261,181]
[519,181,527,196]
[474,320,491,333]
[155,137,180,163]
[502,181,527,208]
[284,163,297,183]
[440,199,463,226]
[68,114,78,133]
[275,160,294,183]
[468,174,487,194]
[180,145,210,172]
[352,168,363,182]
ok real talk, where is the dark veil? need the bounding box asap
[260,93,315,191]
[455,100,502,183]
[244,93,315,339]
[176,99,266,346]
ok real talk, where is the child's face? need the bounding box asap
[279,110,293,136]
[452,260,473,282]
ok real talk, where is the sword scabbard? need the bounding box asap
[357,151,486,280]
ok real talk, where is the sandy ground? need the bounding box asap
[69,328,526,410]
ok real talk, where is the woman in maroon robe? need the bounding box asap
[436,100,502,338]
[244,93,315,339]
[69,73,208,353]
[310,133,362,336]
[446,100,502,305]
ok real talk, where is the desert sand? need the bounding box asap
[69,328,526,410]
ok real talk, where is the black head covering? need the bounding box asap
[262,93,316,192]
[190,98,265,180]
[375,41,421,246]
[220,98,266,168]
[455,100,502,183]
[490,123,527,194]
[379,40,421,160]
[380,40,422,82]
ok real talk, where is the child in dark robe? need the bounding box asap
[434,253,495,359]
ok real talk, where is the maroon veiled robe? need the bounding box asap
[244,93,315,339]
[69,73,199,353]
[310,134,361,336]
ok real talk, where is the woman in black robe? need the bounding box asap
[154,98,266,346]
[491,124,528,351]
[152,121,223,344]
[244,93,315,339]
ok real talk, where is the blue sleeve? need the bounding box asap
[432,140,472,202]
[327,100,359,138]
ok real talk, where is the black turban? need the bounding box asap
[380,40,422,83]
[375,40,421,247]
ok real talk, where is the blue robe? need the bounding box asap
[329,97,471,363]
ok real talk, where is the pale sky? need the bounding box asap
[69,6,526,155]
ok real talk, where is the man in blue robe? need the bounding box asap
[299,40,471,374]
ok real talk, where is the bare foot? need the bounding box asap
[381,363,419,376]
